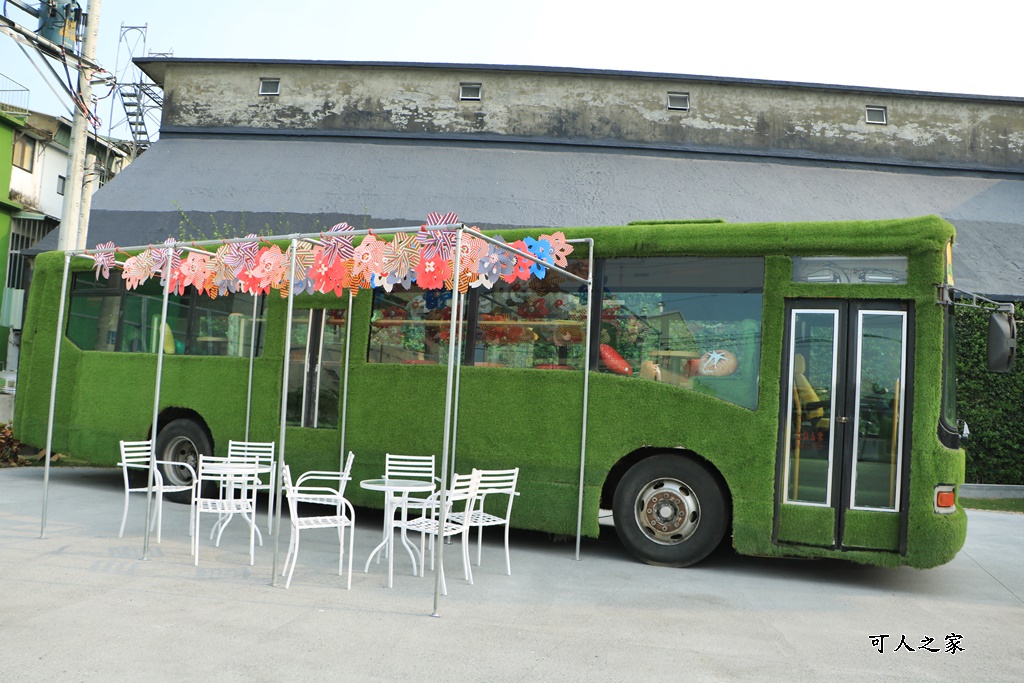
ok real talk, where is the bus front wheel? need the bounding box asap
[612,455,727,567]
[155,418,212,503]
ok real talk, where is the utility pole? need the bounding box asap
[57,0,102,252]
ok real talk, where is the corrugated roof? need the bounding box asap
[40,133,1024,298]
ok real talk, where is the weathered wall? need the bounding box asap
[152,61,1024,171]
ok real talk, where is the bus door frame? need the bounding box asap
[773,298,914,555]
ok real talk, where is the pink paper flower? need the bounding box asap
[541,231,573,267]
[351,234,386,281]
[250,245,287,292]
[179,252,211,295]
[122,251,158,290]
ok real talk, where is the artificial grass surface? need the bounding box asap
[13,215,966,568]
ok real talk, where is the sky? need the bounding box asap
[1,0,1021,141]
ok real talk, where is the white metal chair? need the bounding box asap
[399,469,481,595]
[281,465,356,589]
[227,440,276,533]
[381,453,440,559]
[384,452,440,511]
[290,451,355,510]
[192,454,261,566]
[449,467,520,575]
[118,439,195,543]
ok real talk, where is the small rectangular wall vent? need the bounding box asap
[460,82,482,101]
[667,92,690,111]
[865,106,887,124]
[259,78,281,96]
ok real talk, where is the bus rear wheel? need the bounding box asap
[155,418,212,503]
[612,454,727,567]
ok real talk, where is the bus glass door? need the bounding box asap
[775,300,911,553]
[287,307,347,429]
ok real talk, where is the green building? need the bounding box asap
[0,107,27,374]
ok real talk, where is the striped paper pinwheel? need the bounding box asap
[90,242,116,280]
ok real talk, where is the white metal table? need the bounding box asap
[206,462,273,546]
[360,477,436,588]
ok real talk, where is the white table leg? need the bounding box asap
[396,492,419,576]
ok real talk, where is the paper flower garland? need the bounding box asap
[86,215,575,299]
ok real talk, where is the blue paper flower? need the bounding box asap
[524,237,553,279]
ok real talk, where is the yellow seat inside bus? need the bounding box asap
[793,353,830,438]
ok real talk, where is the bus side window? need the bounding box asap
[66,271,263,357]
[368,289,456,365]
[368,264,591,371]
[600,257,764,410]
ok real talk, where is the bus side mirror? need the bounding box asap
[987,310,1017,373]
[957,419,970,444]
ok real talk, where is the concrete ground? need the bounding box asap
[1,466,1022,682]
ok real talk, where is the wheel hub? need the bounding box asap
[635,479,700,545]
[645,492,685,532]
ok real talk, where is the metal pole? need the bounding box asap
[448,292,466,484]
[57,0,102,251]
[339,289,354,471]
[271,239,298,585]
[142,246,172,560]
[432,227,464,617]
[244,293,258,440]
[576,239,595,560]
[40,252,71,539]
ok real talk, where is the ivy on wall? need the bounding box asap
[955,301,1024,485]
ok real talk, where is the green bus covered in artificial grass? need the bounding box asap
[14,215,1000,569]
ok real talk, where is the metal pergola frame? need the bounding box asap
[38,224,595,615]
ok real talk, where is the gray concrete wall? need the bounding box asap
[145,60,1024,172]
[960,483,1024,499]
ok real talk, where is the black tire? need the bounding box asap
[612,454,727,567]
[155,418,212,503]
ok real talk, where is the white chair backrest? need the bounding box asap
[119,439,153,467]
[281,464,299,528]
[477,467,519,496]
[444,470,482,526]
[339,450,355,496]
[227,440,275,465]
[294,451,355,496]
[197,454,262,491]
[385,453,435,482]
